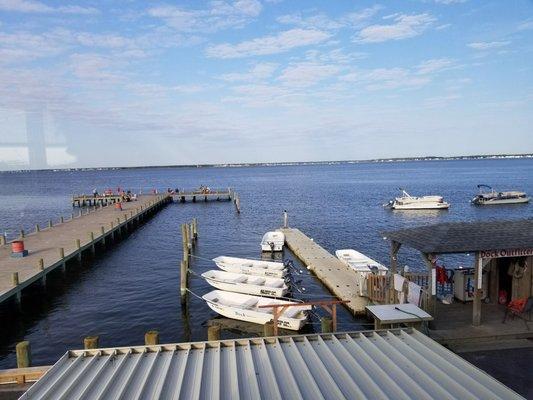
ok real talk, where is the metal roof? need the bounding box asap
[383,219,533,254]
[21,328,522,400]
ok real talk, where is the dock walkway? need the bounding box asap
[0,194,170,305]
[280,228,368,314]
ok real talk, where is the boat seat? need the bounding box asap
[247,277,266,285]
[233,276,248,283]
[241,299,258,309]
[269,281,284,288]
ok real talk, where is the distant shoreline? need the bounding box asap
[1,153,532,173]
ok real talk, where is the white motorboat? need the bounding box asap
[472,185,530,205]
[335,249,388,296]
[213,256,287,278]
[202,290,310,331]
[261,231,285,252]
[385,189,449,210]
[201,270,289,297]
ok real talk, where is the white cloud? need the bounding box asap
[278,62,340,87]
[354,13,436,43]
[221,63,278,82]
[416,58,455,74]
[517,19,533,31]
[277,6,381,31]
[341,67,431,90]
[467,41,510,50]
[433,0,466,4]
[0,0,98,14]
[148,0,262,33]
[206,28,331,58]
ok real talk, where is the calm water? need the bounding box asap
[0,159,532,368]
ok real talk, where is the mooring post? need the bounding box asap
[48,219,52,228]
[263,321,275,337]
[88,232,95,253]
[19,229,25,238]
[283,210,288,228]
[84,336,99,349]
[38,258,44,271]
[60,216,64,223]
[192,218,198,240]
[100,226,106,245]
[180,260,188,301]
[145,330,159,345]
[16,341,31,368]
[35,224,40,233]
[321,317,333,333]
[0,234,5,246]
[207,325,221,341]
[189,223,194,249]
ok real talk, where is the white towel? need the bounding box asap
[398,291,405,304]
[393,274,405,291]
[407,282,421,306]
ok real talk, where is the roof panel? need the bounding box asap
[20,329,524,400]
[383,219,533,253]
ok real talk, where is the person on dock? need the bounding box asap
[92,188,98,198]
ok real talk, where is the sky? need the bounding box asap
[0,0,532,170]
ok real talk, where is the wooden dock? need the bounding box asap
[279,228,369,314]
[0,194,171,306]
[172,188,232,203]
[72,194,125,207]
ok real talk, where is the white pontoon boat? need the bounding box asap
[261,231,285,252]
[385,189,449,210]
[202,290,310,331]
[471,185,530,205]
[213,256,287,278]
[201,270,289,297]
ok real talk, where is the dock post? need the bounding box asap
[263,321,275,337]
[35,224,40,233]
[88,232,95,253]
[37,258,44,271]
[181,224,189,265]
[60,216,64,223]
[110,221,115,240]
[19,229,25,238]
[192,218,198,240]
[283,210,288,228]
[12,272,21,302]
[207,325,221,341]
[180,260,188,301]
[75,239,82,261]
[145,330,159,345]
[100,226,106,246]
[321,317,333,333]
[16,341,31,368]
[189,223,194,249]
[0,234,5,246]
[48,219,52,228]
[84,336,99,349]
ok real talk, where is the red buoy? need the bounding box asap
[12,240,24,253]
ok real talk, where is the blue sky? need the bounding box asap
[0,0,532,169]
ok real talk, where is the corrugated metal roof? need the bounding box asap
[382,219,533,254]
[21,328,523,400]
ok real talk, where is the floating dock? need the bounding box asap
[280,228,368,314]
[0,194,171,306]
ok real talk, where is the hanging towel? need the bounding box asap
[407,282,421,306]
[398,291,406,304]
[393,274,405,291]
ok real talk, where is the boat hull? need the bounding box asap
[213,256,287,278]
[392,202,449,210]
[261,243,283,252]
[203,277,288,297]
[472,197,530,205]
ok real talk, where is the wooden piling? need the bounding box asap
[12,272,19,287]
[100,226,106,245]
[19,229,25,238]
[181,224,189,266]
[263,321,275,337]
[189,223,194,249]
[35,224,40,233]
[48,220,52,228]
[38,258,44,271]
[84,336,99,349]
[321,317,333,333]
[16,341,31,368]
[0,234,5,246]
[207,325,221,341]
[283,210,288,229]
[144,330,159,345]
[58,247,65,259]
[60,216,64,223]
[192,218,198,239]
[180,260,187,299]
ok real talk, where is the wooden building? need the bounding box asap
[384,219,533,327]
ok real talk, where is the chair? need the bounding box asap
[502,296,533,329]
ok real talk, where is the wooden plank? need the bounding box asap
[0,366,51,384]
[280,228,370,314]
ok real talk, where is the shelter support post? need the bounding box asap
[473,253,483,326]
[390,241,401,302]
[420,252,437,320]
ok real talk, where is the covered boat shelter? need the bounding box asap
[383,219,533,327]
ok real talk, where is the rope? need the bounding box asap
[393,306,430,335]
